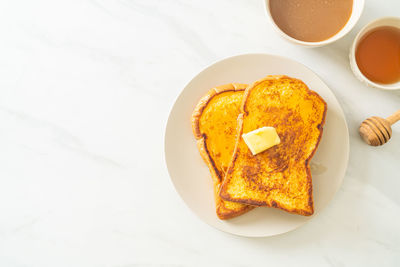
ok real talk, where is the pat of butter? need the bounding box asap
[242,127,280,155]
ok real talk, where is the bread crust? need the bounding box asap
[191,83,254,220]
[220,75,327,216]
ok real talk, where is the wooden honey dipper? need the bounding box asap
[359,109,400,146]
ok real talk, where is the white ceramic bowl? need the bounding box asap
[264,0,365,47]
[349,17,400,90]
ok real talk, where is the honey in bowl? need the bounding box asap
[355,26,400,84]
[269,0,353,42]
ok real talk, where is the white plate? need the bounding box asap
[164,54,349,237]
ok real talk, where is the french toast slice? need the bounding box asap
[219,76,327,216]
[192,83,254,220]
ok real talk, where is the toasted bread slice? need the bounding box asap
[192,83,254,220]
[220,76,327,216]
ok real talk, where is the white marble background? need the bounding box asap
[0,0,399,266]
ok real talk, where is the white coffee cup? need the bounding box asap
[264,0,365,47]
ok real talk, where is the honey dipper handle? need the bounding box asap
[386,109,400,125]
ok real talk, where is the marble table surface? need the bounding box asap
[0,0,399,266]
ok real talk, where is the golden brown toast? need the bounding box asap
[219,76,327,216]
[192,83,254,220]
